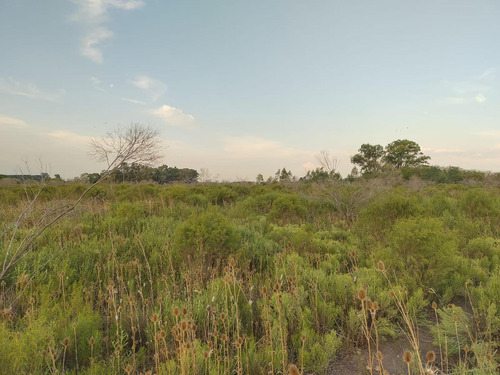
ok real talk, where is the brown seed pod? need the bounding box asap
[288,364,300,375]
[151,313,158,323]
[403,350,412,364]
[358,287,367,301]
[377,260,385,272]
[426,350,436,363]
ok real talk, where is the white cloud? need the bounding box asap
[121,97,147,105]
[440,69,495,105]
[71,0,145,63]
[152,104,196,128]
[475,94,486,103]
[81,28,113,63]
[131,75,166,101]
[0,116,96,178]
[90,76,106,91]
[0,77,64,101]
[0,115,29,128]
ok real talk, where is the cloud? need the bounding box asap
[0,116,96,178]
[121,97,147,105]
[0,115,29,128]
[0,77,64,101]
[131,75,166,101]
[152,105,196,128]
[422,147,463,154]
[71,0,145,63]
[90,76,106,91]
[475,94,486,103]
[440,69,494,105]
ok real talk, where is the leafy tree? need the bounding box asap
[153,165,198,184]
[256,173,264,184]
[383,139,430,168]
[350,144,385,174]
[276,167,293,182]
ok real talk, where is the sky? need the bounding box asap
[1,0,499,180]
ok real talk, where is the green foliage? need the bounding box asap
[350,143,385,175]
[1,181,499,374]
[173,206,240,267]
[383,139,430,168]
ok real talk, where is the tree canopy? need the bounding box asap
[350,144,385,174]
[383,139,430,168]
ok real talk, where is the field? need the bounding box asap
[1,177,499,374]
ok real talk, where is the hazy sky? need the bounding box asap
[1,0,499,180]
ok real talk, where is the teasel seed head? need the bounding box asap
[358,287,367,301]
[288,364,300,375]
[403,350,412,364]
[426,350,436,363]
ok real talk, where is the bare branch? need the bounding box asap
[316,150,339,174]
[0,123,163,282]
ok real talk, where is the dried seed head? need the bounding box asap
[301,334,306,342]
[151,313,158,323]
[288,364,300,375]
[464,345,470,353]
[220,313,226,321]
[261,286,267,295]
[431,301,437,310]
[159,330,166,339]
[62,337,70,347]
[125,364,132,374]
[366,300,373,310]
[180,320,188,331]
[221,334,227,342]
[377,260,385,272]
[89,336,95,346]
[426,351,436,363]
[403,350,412,364]
[182,307,188,316]
[173,307,180,317]
[358,287,367,301]
[376,351,383,361]
[372,301,379,311]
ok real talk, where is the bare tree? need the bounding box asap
[90,123,161,171]
[316,150,339,175]
[0,123,162,282]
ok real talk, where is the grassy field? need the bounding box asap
[0,178,499,374]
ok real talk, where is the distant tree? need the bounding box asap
[278,167,293,182]
[301,167,341,182]
[153,165,198,184]
[54,174,61,180]
[256,173,264,184]
[112,162,154,182]
[350,144,385,174]
[383,139,430,168]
